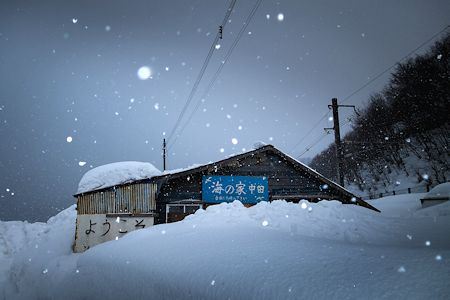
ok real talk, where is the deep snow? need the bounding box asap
[1,195,449,299]
[77,161,161,194]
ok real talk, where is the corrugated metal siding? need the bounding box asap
[76,182,157,215]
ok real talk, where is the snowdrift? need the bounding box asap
[77,161,161,194]
[1,196,449,299]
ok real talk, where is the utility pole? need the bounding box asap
[162,138,167,171]
[324,98,356,187]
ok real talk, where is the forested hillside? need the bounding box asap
[310,34,449,196]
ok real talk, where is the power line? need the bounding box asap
[297,132,330,158]
[289,111,330,153]
[168,0,264,151]
[291,24,450,156]
[297,116,354,159]
[341,24,450,103]
[165,0,237,144]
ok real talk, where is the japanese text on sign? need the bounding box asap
[202,176,268,204]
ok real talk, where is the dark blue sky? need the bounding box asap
[1,0,449,221]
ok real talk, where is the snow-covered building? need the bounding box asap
[73,145,378,251]
[152,144,378,223]
[73,162,161,252]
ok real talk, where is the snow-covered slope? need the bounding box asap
[77,161,161,194]
[1,195,449,299]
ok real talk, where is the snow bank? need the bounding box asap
[2,196,449,299]
[77,161,161,194]
[422,182,450,200]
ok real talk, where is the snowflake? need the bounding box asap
[137,66,152,80]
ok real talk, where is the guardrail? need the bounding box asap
[360,184,432,200]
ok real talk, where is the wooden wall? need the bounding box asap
[154,150,347,224]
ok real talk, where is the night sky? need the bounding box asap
[1,0,449,221]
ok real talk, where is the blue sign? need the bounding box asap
[202,176,269,204]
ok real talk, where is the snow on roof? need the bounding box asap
[161,163,204,176]
[77,161,161,194]
[422,182,450,200]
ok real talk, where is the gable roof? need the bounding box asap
[153,145,380,212]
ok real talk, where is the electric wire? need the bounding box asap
[168,0,264,151]
[165,0,237,144]
[291,24,450,156]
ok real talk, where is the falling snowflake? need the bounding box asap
[231,138,238,145]
[422,174,429,180]
[219,148,225,153]
[137,66,152,80]
[105,25,111,32]
[277,13,284,21]
[435,255,442,261]
[215,44,221,50]
[266,14,270,20]
[130,98,135,103]
[301,202,307,209]
[72,18,78,24]
[165,66,169,71]
[78,161,87,166]
[238,125,243,130]
[397,266,406,273]
[437,54,442,60]
[154,103,160,110]
[406,234,412,240]
[425,241,431,246]
[211,280,215,286]
[42,269,48,274]
[66,136,73,143]
[262,220,269,226]
[161,230,166,235]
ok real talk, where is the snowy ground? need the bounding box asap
[1,194,449,299]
